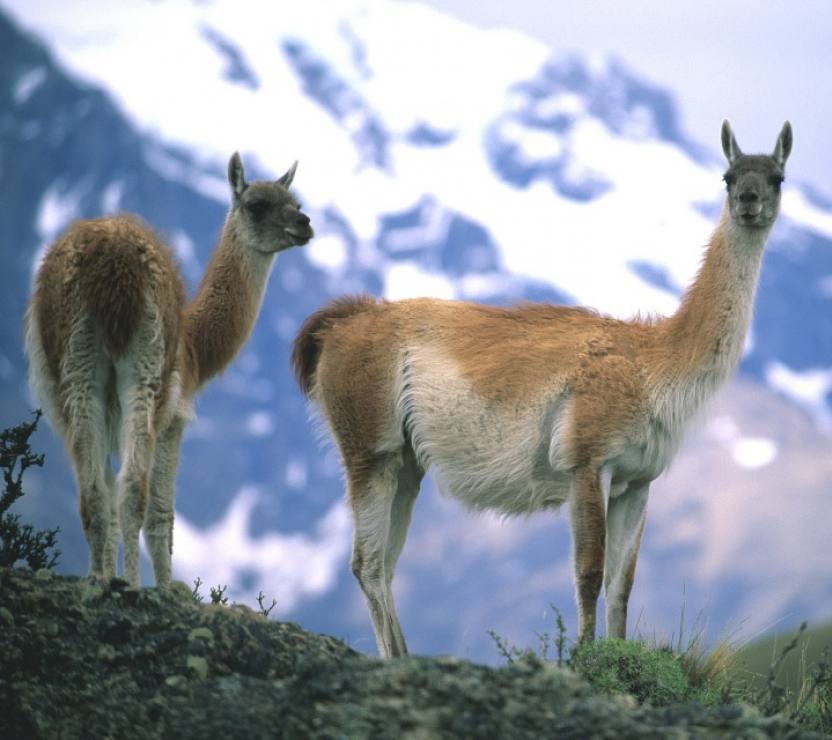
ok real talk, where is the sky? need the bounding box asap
[410,0,832,200]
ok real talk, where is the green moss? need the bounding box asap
[570,638,690,705]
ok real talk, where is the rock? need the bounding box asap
[96,644,117,662]
[165,675,187,689]
[218,676,242,696]
[186,655,209,680]
[78,580,104,604]
[0,566,824,739]
[169,580,196,603]
[187,627,215,644]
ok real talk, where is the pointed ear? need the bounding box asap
[228,151,247,201]
[276,160,298,189]
[773,121,793,168]
[721,120,742,164]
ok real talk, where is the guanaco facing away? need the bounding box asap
[293,121,792,658]
[25,153,313,587]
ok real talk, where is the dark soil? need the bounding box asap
[0,567,824,739]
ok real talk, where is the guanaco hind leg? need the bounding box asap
[61,319,114,580]
[144,416,185,587]
[569,467,608,641]
[349,447,421,658]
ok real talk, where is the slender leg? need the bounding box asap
[103,460,118,578]
[117,398,156,588]
[115,315,164,588]
[383,443,423,655]
[144,417,184,587]
[604,482,649,639]
[569,467,607,642]
[349,449,416,659]
[62,323,112,580]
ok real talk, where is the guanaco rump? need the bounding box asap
[25,153,313,587]
[293,121,792,658]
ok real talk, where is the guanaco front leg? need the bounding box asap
[604,481,649,639]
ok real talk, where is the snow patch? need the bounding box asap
[172,487,352,612]
[169,229,201,281]
[781,187,832,239]
[285,457,307,490]
[14,66,47,104]
[100,180,124,213]
[765,361,832,430]
[731,438,777,469]
[384,262,456,301]
[37,184,82,239]
[706,416,777,468]
[245,411,274,437]
[305,234,348,270]
[0,354,12,380]
[144,146,227,203]
[31,185,83,275]
[499,119,564,161]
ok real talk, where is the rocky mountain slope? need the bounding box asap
[0,566,824,739]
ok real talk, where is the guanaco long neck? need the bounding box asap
[651,206,772,432]
[183,219,276,395]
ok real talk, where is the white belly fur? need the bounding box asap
[395,348,681,515]
[397,348,573,515]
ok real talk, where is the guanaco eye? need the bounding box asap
[245,199,269,219]
[722,174,736,188]
[769,175,784,188]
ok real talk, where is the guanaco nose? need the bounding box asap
[296,213,311,226]
[739,190,760,203]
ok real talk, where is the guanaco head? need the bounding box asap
[721,120,792,230]
[227,152,314,252]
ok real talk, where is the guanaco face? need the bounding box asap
[721,120,791,229]
[228,155,313,253]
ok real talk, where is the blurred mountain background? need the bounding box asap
[1,0,830,662]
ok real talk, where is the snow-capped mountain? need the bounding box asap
[1,0,830,661]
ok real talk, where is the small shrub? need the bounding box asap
[0,411,60,570]
[256,591,277,618]
[788,643,832,734]
[210,584,229,606]
[191,576,205,603]
[570,638,690,705]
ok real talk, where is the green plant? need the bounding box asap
[210,584,229,605]
[0,411,60,570]
[792,646,832,733]
[570,638,690,705]
[256,590,277,618]
[489,604,570,665]
[755,621,808,716]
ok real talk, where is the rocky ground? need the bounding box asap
[0,566,826,739]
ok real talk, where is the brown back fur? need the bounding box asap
[292,294,380,396]
[31,215,185,393]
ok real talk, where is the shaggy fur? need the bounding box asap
[26,153,313,587]
[293,121,792,658]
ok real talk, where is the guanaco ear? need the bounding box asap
[773,121,793,168]
[228,151,248,201]
[276,160,298,189]
[721,120,742,164]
